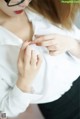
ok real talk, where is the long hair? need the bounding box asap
[29,0,80,29]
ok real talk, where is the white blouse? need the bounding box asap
[0,9,80,117]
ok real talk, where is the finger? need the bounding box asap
[30,50,37,66]
[32,35,54,44]
[49,50,63,56]
[49,50,57,56]
[24,45,32,65]
[18,46,24,64]
[41,39,56,46]
[42,34,55,40]
[17,47,25,72]
[47,45,57,51]
[53,51,64,55]
[33,34,55,43]
[19,41,30,62]
[35,35,44,38]
[32,37,44,46]
[36,54,42,68]
[22,41,31,50]
[19,40,31,62]
[17,57,23,70]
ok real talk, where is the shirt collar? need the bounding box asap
[0,26,23,46]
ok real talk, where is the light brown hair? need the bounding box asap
[30,0,80,29]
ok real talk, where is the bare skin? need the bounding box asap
[17,41,42,92]
[0,1,42,93]
[0,11,33,41]
[33,34,80,58]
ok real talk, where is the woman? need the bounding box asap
[0,0,80,118]
[30,1,80,119]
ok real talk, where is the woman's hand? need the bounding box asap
[17,41,42,92]
[33,34,76,55]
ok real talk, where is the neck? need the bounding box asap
[0,10,26,25]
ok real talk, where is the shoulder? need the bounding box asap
[25,8,45,22]
[25,8,80,39]
[25,8,64,35]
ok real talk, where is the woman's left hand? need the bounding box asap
[32,34,76,55]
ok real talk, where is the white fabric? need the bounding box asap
[0,9,80,117]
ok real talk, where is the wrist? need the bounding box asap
[16,79,32,93]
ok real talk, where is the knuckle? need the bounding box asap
[33,66,37,69]
[24,65,30,72]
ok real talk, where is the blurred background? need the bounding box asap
[75,11,80,28]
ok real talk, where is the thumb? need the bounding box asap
[32,36,44,44]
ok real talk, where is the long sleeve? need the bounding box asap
[0,35,42,118]
[0,77,32,118]
[0,15,80,118]
[0,44,32,118]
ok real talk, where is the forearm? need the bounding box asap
[16,79,32,93]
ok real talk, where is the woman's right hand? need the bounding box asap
[16,41,42,92]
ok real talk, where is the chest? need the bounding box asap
[1,14,33,42]
[14,21,33,41]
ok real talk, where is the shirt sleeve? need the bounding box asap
[0,77,38,118]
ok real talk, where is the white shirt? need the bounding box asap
[0,9,80,117]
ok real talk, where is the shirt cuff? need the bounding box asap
[10,85,34,105]
[11,85,42,105]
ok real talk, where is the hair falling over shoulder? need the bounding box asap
[30,0,80,29]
